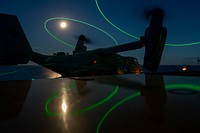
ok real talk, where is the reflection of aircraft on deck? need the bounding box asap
[0,80,31,120]
[0,8,167,77]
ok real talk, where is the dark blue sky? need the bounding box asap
[1,0,200,65]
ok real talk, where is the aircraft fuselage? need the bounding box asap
[31,49,141,77]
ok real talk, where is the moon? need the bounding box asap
[60,21,68,29]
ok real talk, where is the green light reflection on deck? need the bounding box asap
[96,91,141,133]
[96,83,200,133]
[45,85,118,116]
[166,84,200,91]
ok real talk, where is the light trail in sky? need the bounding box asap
[44,17,119,48]
[95,0,200,47]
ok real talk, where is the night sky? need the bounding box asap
[0,0,200,65]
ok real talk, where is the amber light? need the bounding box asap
[182,66,187,71]
[93,60,97,64]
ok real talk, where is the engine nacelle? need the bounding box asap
[143,8,167,72]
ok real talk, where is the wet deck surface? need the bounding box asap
[0,74,200,133]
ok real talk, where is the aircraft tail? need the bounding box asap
[0,13,32,65]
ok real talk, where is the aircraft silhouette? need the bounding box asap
[0,8,167,77]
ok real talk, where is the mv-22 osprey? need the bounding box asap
[0,8,167,77]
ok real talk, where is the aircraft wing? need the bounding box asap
[102,40,144,55]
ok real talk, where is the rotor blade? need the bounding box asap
[74,35,93,44]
